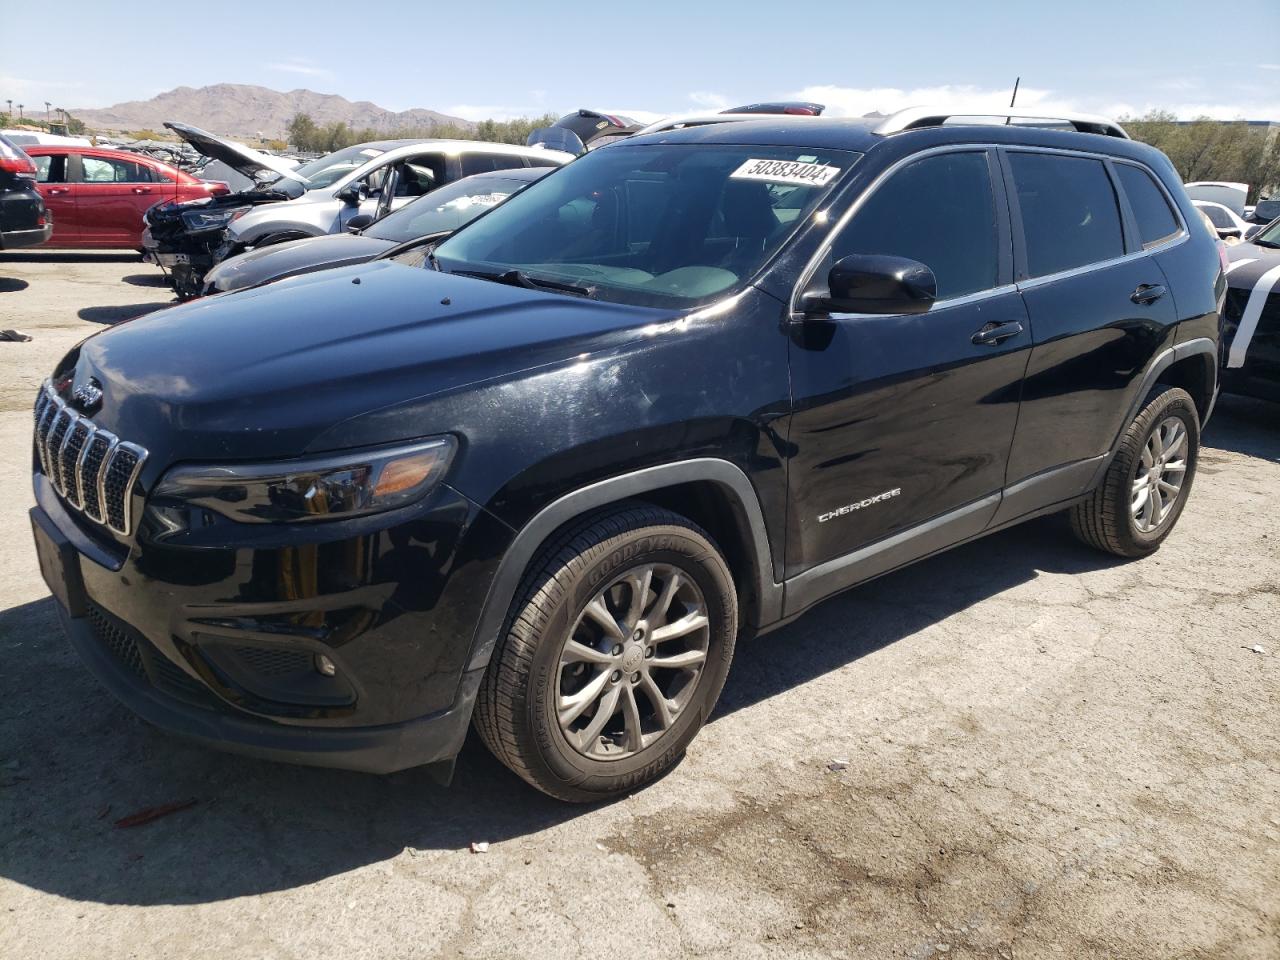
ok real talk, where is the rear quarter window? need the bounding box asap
[1009,152,1125,278]
[1115,164,1180,249]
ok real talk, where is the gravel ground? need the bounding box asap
[1,252,1277,960]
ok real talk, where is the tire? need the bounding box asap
[474,504,738,802]
[1070,385,1200,558]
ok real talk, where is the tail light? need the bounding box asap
[0,155,37,177]
[1217,240,1231,275]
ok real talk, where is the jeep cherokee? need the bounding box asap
[30,108,1223,802]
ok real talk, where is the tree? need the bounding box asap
[1123,110,1280,202]
[286,113,320,151]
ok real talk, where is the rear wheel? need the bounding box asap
[1070,385,1200,557]
[474,505,737,802]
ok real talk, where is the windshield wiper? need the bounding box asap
[1252,238,1280,249]
[452,268,597,299]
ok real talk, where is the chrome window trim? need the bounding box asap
[1014,235,1190,292]
[827,283,1021,321]
[791,142,1193,315]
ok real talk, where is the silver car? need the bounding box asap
[218,139,572,260]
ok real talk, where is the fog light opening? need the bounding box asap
[314,654,337,677]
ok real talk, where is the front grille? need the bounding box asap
[34,381,148,536]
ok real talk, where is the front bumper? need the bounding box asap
[30,469,513,774]
[50,586,484,774]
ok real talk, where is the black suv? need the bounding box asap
[30,110,1222,802]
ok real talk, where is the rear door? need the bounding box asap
[73,152,159,245]
[998,149,1181,517]
[30,153,77,244]
[785,148,1029,594]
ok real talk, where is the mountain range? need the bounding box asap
[72,84,474,141]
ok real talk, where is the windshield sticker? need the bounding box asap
[731,158,840,187]
[360,148,384,158]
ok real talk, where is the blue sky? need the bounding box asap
[4,0,1278,123]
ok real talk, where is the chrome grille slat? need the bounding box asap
[33,381,148,536]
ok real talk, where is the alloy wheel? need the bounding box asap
[556,563,710,760]
[1131,416,1188,533]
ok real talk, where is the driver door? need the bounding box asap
[785,148,1029,589]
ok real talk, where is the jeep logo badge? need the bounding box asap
[72,378,103,413]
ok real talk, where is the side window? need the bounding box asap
[392,154,446,196]
[1116,164,1180,249]
[1199,204,1232,229]
[525,156,563,169]
[31,155,52,182]
[823,151,999,300]
[1008,152,1124,277]
[461,153,526,177]
[80,156,152,183]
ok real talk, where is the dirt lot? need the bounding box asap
[0,252,1277,960]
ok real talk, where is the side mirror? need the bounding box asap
[337,182,368,207]
[804,254,937,317]
[345,214,374,233]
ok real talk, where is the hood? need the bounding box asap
[71,260,669,469]
[205,233,395,293]
[1226,241,1280,290]
[1186,182,1248,217]
[164,121,306,185]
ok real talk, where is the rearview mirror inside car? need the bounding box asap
[803,254,937,317]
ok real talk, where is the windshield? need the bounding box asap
[366,174,536,242]
[1255,216,1280,246]
[433,143,856,307]
[292,144,387,190]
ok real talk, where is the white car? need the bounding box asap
[218,138,573,259]
[1193,199,1257,242]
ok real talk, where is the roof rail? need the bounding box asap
[874,106,1130,139]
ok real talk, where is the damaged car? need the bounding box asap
[143,122,313,298]
[148,122,572,298]
[202,166,551,295]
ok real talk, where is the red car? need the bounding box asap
[25,146,228,248]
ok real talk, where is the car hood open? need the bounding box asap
[164,121,306,186]
[70,260,670,467]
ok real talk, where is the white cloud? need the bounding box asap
[0,75,84,110]
[267,59,330,78]
[787,83,1280,123]
[444,103,548,122]
[687,90,731,110]
[1259,64,1280,71]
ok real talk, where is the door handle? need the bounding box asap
[971,320,1024,346]
[131,187,152,194]
[1131,283,1166,305]
[46,187,70,196]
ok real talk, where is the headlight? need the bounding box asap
[150,438,456,524]
[179,206,249,233]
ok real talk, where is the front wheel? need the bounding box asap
[1070,385,1200,557]
[474,505,738,802]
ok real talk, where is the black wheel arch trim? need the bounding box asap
[464,458,783,673]
[1090,335,1216,489]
